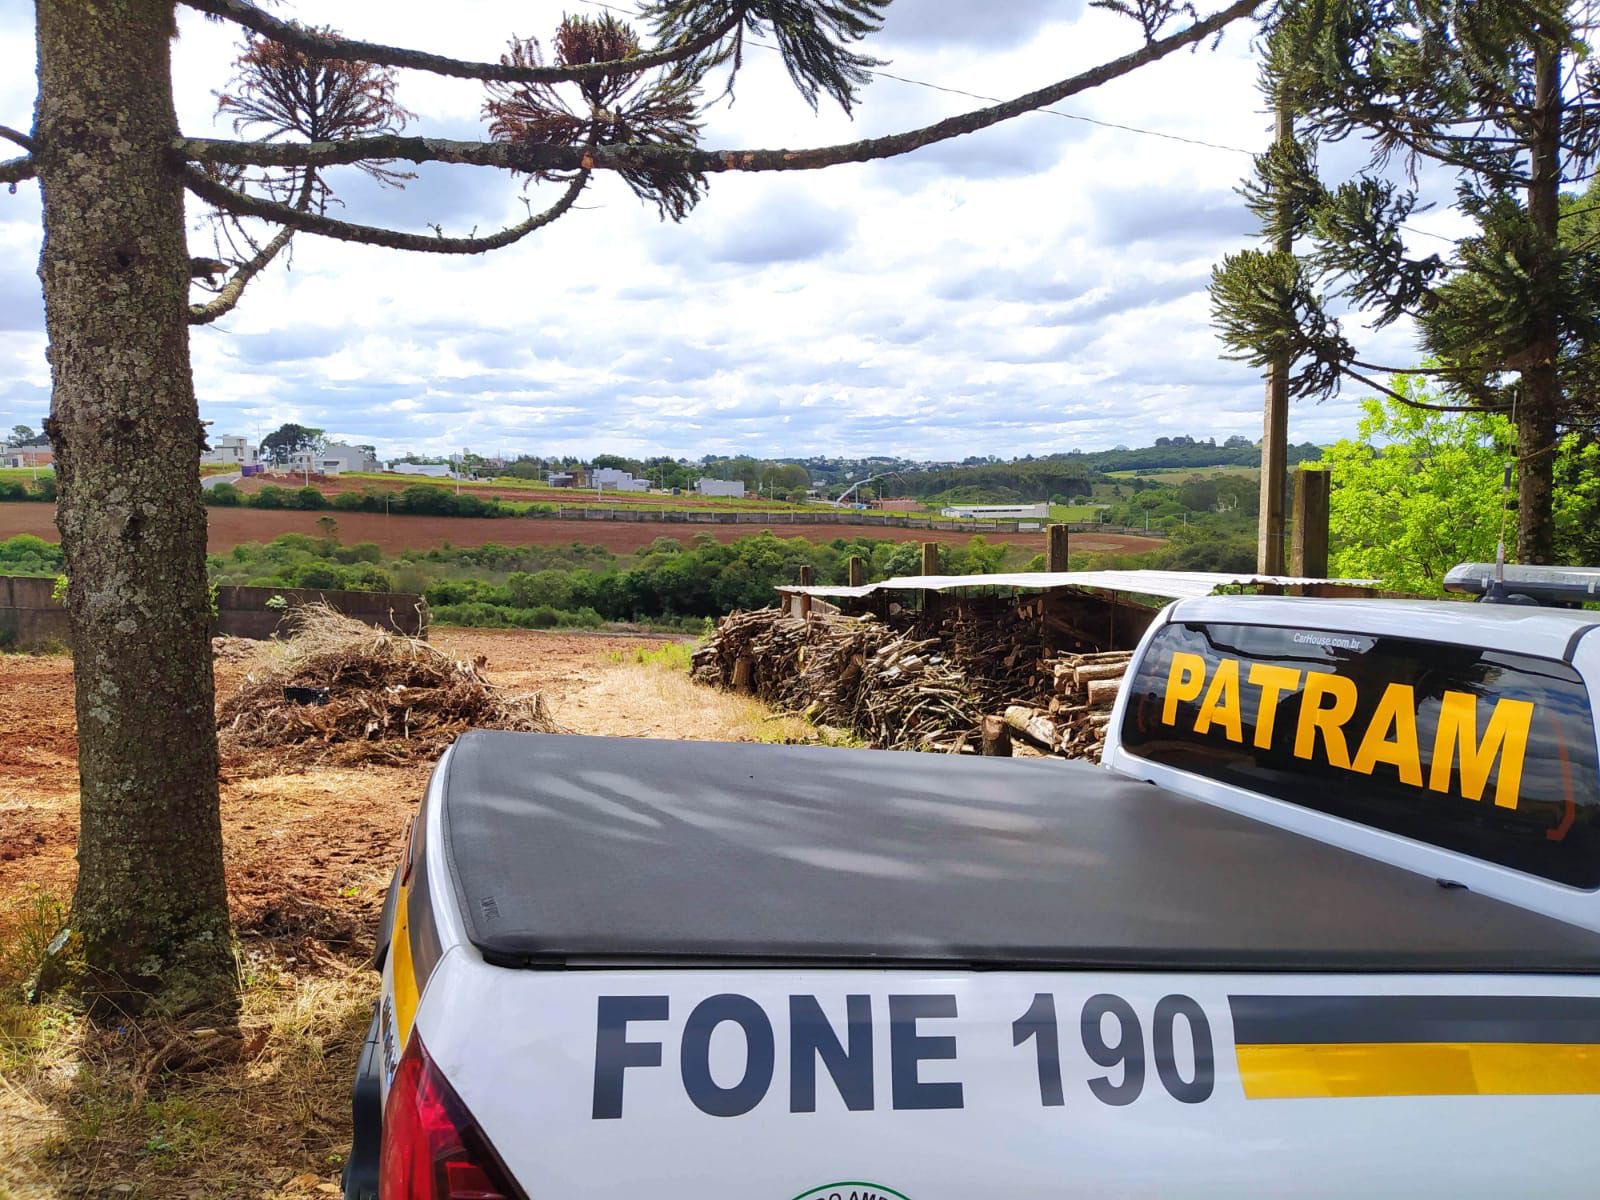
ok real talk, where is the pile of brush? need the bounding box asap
[693,608,978,751]
[217,604,564,768]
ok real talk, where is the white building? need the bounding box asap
[201,434,257,467]
[321,442,379,473]
[940,503,1051,520]
[388,462,454,478]
[593,467,651,492]
[695,477,746,499]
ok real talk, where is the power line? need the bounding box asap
[572,0,1256,155]
[570,0,1464,246]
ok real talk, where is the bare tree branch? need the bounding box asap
[1340,365,1511,412]
[188,221,297,325]
[0,125,35,153]
[181,166,590,253]
[1,154,35,185]
[176,0,1262,177]
[179,0,742,85]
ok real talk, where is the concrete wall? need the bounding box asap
[0,577,427,649]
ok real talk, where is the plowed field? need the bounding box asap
[0,504,1165,556]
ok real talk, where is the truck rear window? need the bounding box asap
[1119,621,1600,888]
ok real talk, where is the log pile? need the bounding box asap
[692,608,977,751]
[693,608,1131,760]
[1001,650,1134,759]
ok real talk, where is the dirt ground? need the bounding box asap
[0,628,811,1199]
[0,628,767,935]
[239,473,795,509]
[0,503,1165,557]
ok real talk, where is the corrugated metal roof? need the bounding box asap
[776,569,1377,602]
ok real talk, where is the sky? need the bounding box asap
[0,0,1471,463]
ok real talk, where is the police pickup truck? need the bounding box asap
[347,579,1600,1199]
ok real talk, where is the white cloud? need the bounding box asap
[0,0,1451,460]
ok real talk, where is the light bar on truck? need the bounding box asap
[1444,563,1600,605]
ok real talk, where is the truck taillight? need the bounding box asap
[378,1034,524,1200]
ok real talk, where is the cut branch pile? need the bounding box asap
[693,609,1133,759]
[691,608,978,751]
[217,603,564,769]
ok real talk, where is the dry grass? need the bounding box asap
[0,892,375,1200]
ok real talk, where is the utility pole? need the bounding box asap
[1257,94,1294,575]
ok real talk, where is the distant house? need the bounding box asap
[321,442,379,473]
[593,467,651,492]
[547,467,588,488]
[288,449,339,478]
[388,462,454,479]
[3,448,53,470]
[695,477,746,499]
[200,434,256,468]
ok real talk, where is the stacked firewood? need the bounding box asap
[694,609,1132,761]
[1001,650,1133,759]
[929,608,1044,712]
[693,608,977,751]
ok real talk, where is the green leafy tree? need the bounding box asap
[1325,375,1598,592]
[1211,0,1600,566]
[258,422,326,467]
[7,0,1261,1014]
[10,424,35,445]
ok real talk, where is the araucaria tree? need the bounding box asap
[8,0,1261,1014]
[1209,0,1600,564]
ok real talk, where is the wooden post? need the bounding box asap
[921,541,939,575]
[1047,523,1070,572]
[797,564,813,617]
[1257,95,1294,576]
[980,715,1013,757]
[847,556,866,588]
[1291,469,1331,578]
[732,656,754,693]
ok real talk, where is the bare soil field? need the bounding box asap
[242,472,798,509]
[0,504,1165,557]
[0,628,818,1198]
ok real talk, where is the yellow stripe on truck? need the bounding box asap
[390,879,421,1045]
[1237,1042,1600,1098]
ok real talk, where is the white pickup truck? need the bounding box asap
[345,583,1600,1200]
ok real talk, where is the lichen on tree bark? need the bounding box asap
[35,0,235,1016]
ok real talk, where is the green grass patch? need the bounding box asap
[1106,465,1262,482]
[1048,504,1103,522]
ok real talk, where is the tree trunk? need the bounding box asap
[35,0,235,1015]
[1519,41,1562,565]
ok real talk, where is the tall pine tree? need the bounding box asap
[1210,0,1600,564]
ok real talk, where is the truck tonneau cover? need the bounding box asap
[438,731,1600,972]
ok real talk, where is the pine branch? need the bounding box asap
[188,221,297,325]
[0,154,35,185]
[179,0,741,85]
[0,125,35,153]
[181,166,590,253]
[1339,364,1511,412]
[176,0,1262,177]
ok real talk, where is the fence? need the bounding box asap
[0,577,427,648]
